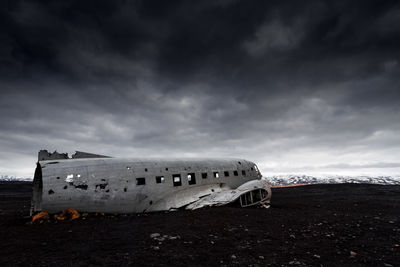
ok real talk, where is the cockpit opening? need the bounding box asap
[239,189,269,207]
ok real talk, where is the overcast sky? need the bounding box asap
[1,0,400,177]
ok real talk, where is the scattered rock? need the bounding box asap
[150,233,160,238]
[150,233,181,242]
[231,255,237,259]
[350,251,357,257]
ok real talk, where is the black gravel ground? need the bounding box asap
[0,182,399,266]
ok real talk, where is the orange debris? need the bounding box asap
[54,208,80,221]
[32,211,49,222]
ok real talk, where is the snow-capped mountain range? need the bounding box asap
[263,174,400,185]
[0,175,32,182]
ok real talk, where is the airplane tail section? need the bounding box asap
[38,150,111,161]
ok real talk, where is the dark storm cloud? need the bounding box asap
[1,0,400,176]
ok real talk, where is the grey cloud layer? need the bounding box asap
[0,0,400,176]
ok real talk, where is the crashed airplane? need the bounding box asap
[31,150,271,215]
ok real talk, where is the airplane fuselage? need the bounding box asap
[32,157,268,213]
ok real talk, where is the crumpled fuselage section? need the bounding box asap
[185,180,271,210]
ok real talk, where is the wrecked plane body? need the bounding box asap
[31,150,271,215]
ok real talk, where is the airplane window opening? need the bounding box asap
[246,192,252,203]
[145,168,148,172]
[136,178,146,185]
[238,161,241,164]
[165,168,168,171]
[202,172,208,179]
[187,173,196,185]
[173,174,182,186]
[253,190,262,202]
[66,174,74,183]
[239,192,251,206]
[213,172,219,178]
[234,170,238,176]
[156,176,165,184]
[224,171,229,177]
[251,167,254,171]
[261,189,267,199]
[242,170,246,176]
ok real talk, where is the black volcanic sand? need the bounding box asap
[0,182,399,266]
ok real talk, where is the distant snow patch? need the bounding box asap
[263,175,400,185]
